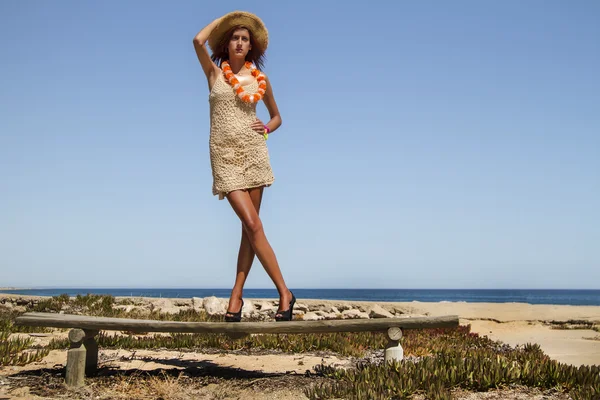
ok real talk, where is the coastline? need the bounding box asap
[2,288,599,306]
[3,292,600,320]
[2,293,599,366]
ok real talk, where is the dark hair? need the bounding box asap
[210,25,266,70]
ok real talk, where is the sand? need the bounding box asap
[405,300,600,366]
[2,294,600,367]
[2,295,599,399]
[294,299,600,366]
[232,297,600,366]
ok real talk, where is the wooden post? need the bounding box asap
[65,328,99,386]
[83,329,99,375]
[384,327,403,364]
[65,329,86,387]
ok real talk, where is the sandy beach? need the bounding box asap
[1,294,599,399]
[2,293,599,367]
[408,300,600,366]
[247,297,600,367]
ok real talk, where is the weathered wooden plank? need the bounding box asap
[15,312,458,334]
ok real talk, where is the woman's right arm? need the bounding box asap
[192,18,222,86]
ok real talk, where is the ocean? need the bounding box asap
[1,288,599,306]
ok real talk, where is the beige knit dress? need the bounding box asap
[209,72,275,200]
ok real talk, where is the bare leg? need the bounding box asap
[226,187,293,318]
[225,186,263,317]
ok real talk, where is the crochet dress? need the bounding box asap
[208,72,275,200]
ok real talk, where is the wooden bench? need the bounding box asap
[15,312,459,387]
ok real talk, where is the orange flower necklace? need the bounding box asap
[221,61,267,103]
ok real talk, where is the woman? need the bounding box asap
[192,11,295,322]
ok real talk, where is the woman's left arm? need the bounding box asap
[251,75,282,134]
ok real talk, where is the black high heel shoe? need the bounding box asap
[275,292,296,322]
[224,299,244,322]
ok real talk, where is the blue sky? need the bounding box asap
[1,1,598,289]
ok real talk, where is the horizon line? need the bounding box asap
[1,287,599,291]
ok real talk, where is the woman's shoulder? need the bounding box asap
[260,71,272,84]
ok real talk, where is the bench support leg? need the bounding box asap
[83,329,99,375]
[65,329,99,387]
[384,327,404,364]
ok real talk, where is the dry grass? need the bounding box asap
[32,370,211,400]
[5,366,317,400]
[78,374,310,400]
[583,335,600,342]
[94,371,200,400]
[548,320,597,330]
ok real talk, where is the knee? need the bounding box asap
[243,217,263,238]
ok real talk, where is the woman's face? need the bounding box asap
[228,28,252,59]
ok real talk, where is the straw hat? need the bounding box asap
[208,11,269,55]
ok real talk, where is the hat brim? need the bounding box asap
[208,11,269,55]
